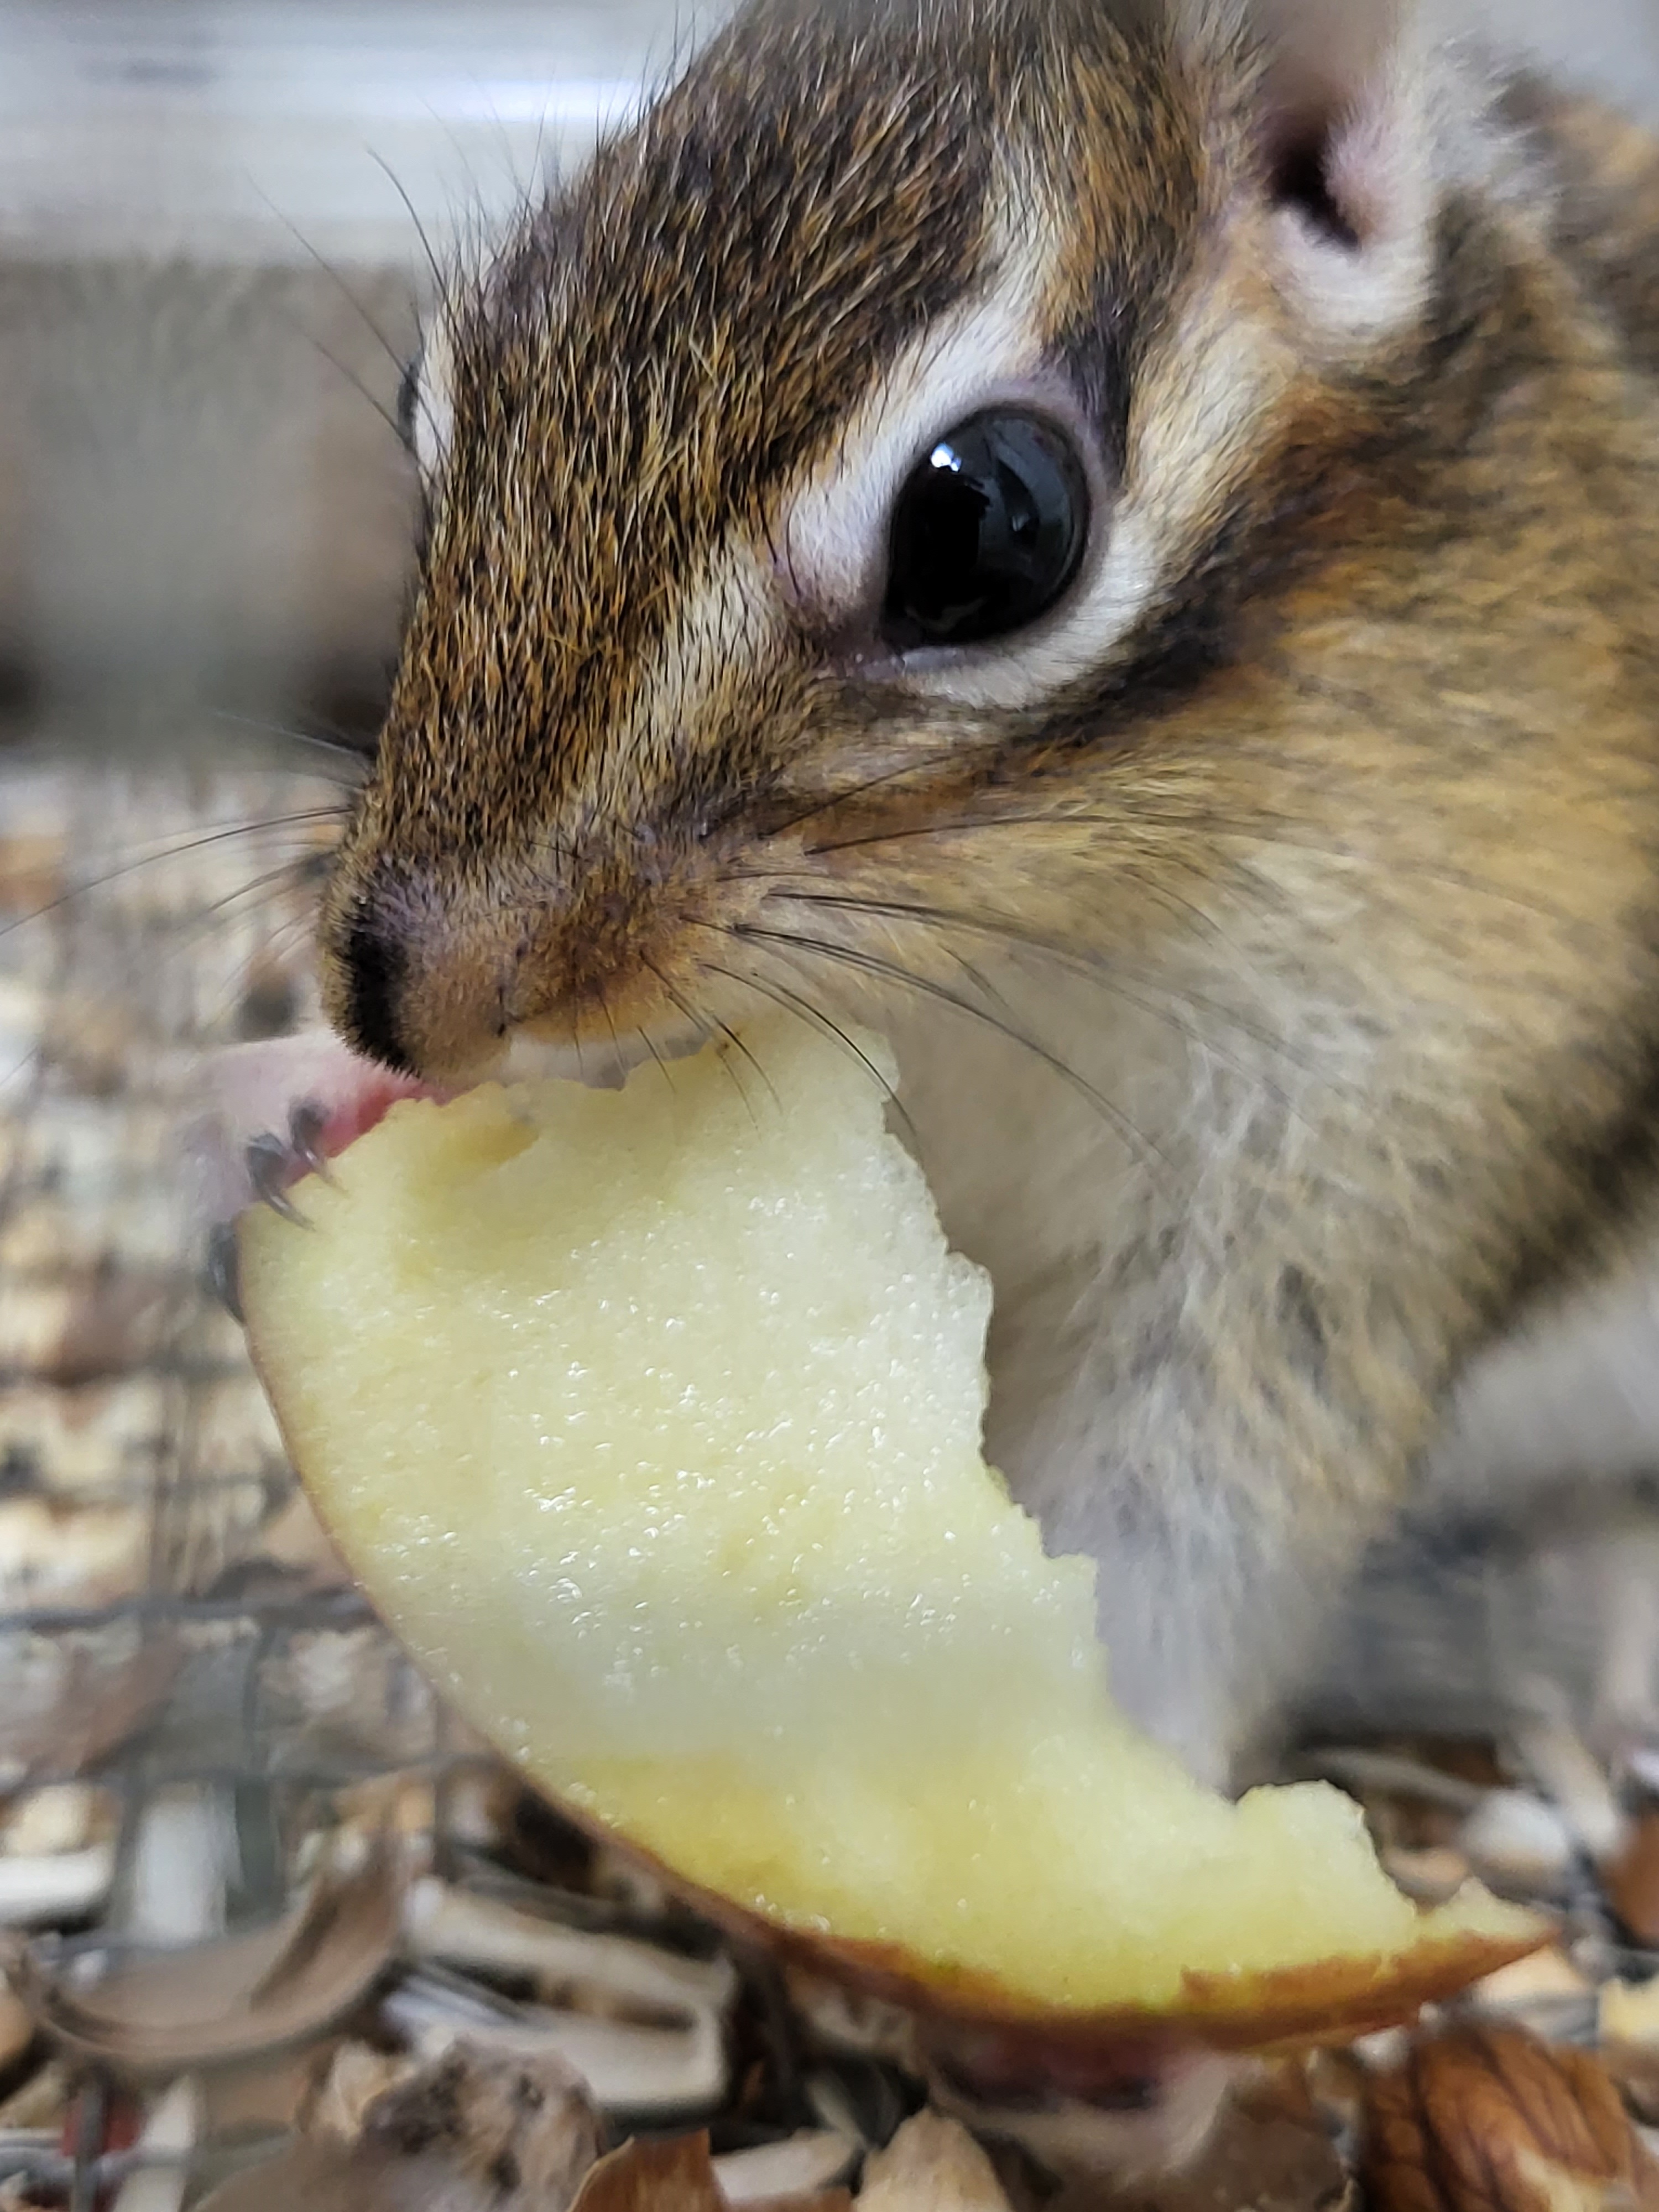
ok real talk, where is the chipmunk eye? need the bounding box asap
[880,409,1088,651]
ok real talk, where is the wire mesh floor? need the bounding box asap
[3,757,1659,2212]
[0,759,799,2208]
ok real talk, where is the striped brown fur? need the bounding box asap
[316,0,1659,1783]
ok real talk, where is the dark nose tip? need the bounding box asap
[334,906,415,1075]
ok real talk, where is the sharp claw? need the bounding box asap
[287,1098,336,1183]
[244,1133,310,1225]
[205,1223,244,1323]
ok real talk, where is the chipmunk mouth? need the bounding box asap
[319,816,790,1087]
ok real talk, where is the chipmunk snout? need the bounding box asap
[320,846,698,1083]
[321,857,501,1080]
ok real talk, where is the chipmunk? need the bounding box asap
[207,0,1659,1796]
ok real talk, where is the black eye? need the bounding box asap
[880,409,1088,651]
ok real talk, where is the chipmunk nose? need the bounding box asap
[322,860,514,1082]
[335,902,415,1074]
[324,838,693,1081]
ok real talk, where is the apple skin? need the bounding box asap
[246,1293,1543,2078]
[236,1034,1548,2090]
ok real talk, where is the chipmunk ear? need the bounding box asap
[1186,0,1436,342]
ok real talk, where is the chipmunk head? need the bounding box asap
[318,0,1491,1081]
[303,0,1659,1820]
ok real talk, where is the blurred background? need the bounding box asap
[0,0,1653,760]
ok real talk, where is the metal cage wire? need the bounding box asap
[0,761,457,2205]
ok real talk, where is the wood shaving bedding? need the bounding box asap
[0,758,1655,2209]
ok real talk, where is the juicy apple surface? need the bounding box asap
[240,1021,1540,2044]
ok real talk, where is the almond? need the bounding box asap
[1363,2026,1659,2212]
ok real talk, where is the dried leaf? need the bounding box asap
[111,2076,201,2212]
[0,1629,182,1798]
[354,2042,602,2204]
[1510,1720,1628,1865]
[4,1829,403,2074]
[306,2041,420,2145]
[39,1267,173,1387]
[0,1496,149,1609]
[385,1972,729,2116]
[1363,2026,1659,2212]
[0,1845,114,1927]
[405,1877,735,2018]
[859,2113,1012,2210]
[254,1488,351,1585]
[197,2042,602,2211]
[199,2044,324,2142]
[1047,2065,1350,2212]
[1458,1793,1577,1900]
[1383,1848,1472,1905]
[713,2130,853,2204]
[570,2132,726,2212]
[1,1784,107,1859]
[1468,1949,1595,2016]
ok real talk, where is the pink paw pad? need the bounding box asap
[185,1030,435,1318]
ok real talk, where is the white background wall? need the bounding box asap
[0,0,1652,752]
[0,1,1653,264]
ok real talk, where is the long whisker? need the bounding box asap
[145,857,328,976]
[211,709,375,775]
[703,1005,778,1110]
[709,921,1176,1192]
[367,153,460,348]
[700,958,915,1144]
[635,1019,678,1100]
[255,190,422,402]
[640,954,757,1120]
[192,908,321,1043]
[0,812,347,945]
[681,993,771,1117]
[307,334,407,447]
[743,883,1327,1118]
[800,811,1623,952]
[2,838,326,1093]
[759,742,985,843]
[191,857,330,928]
[598,990,630,1091]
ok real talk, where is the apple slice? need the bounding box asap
[239,1020,1542,2058]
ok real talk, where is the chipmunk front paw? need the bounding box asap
[186,1030,432,1318]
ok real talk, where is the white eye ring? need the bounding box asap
[775,290,1056,626]
[402,319,455,483]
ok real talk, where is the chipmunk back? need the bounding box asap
[215,0,1659,1788]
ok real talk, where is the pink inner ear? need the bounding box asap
[1254,0,1411,251]
[1267,128,1364,250]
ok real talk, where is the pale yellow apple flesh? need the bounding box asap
[240,1021,1541,2043]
